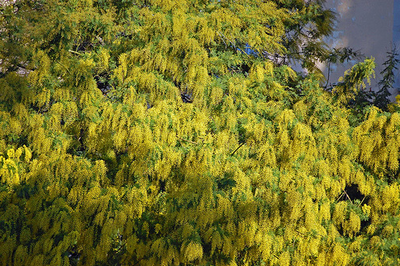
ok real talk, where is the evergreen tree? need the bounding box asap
[374,47,400,111]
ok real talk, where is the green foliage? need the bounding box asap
[1,0,400,265]
[272,0,336,79]
[374,47,400,111]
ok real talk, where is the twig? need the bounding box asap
[96,35,105,46]
[335,191,345,203]
[343,190,353,204]
[216,31,228,47]
[357,196,366,207]
[68,49,82,55]
[57,62,71,74]
[231,142,244,156]
[217,31,236,49]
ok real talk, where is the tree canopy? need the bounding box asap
[1,0,400,265]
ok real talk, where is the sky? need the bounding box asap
[323,0,399,100]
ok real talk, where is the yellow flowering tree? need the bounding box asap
[1,0,400,265]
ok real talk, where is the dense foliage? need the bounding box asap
[1,0,400,265]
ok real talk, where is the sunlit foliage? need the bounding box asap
[1,0,400,265]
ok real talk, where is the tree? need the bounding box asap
[1,0,400,265]
[373,47,400,111]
